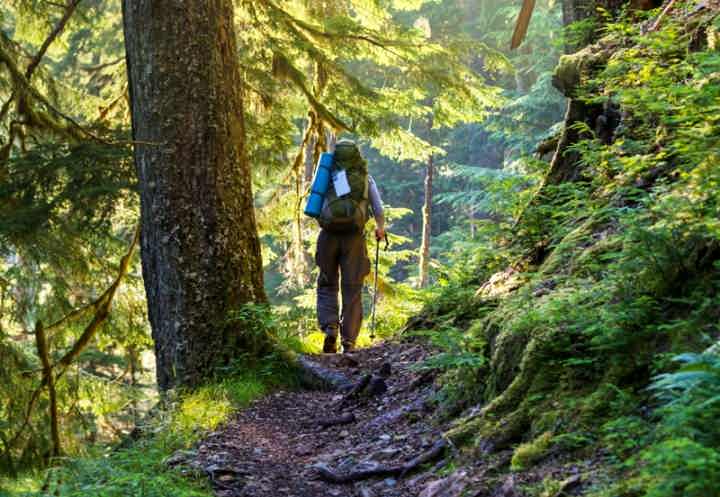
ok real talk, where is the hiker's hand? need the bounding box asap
[375,227,386,241]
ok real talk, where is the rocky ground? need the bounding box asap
[171,340,595,497]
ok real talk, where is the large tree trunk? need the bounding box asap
[122,0,267,390]
[418,152,434,288]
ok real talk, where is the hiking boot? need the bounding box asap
[341,341,356,353]
[323,325,339,354]
[323,335,337,354]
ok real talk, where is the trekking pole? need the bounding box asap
[370,233,389,341]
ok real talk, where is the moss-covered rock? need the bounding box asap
[552,38,617,97]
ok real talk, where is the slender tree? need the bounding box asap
[418,152,434,288]
[418,115,435,288]
[122,0,268,389]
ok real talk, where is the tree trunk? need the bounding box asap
[122,0,267,390]
[33,322,61,458]
[418,152,434,288]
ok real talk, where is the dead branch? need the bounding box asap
[650,0,678,31]
[33,321,61,457]
[80,57,124,73]
[54,225,140,372]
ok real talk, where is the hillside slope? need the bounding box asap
[411,3,720,495]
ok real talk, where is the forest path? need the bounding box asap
[183,341,453,497]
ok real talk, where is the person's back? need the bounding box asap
[314,139,385,353]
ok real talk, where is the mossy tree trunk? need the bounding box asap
[122,0,268,390]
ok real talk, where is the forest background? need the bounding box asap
[9,0,720,496]
[0,0,565,474]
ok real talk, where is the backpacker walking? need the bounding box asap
[313,139,385,353]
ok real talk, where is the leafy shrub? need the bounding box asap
[639,438,720,497]
[1,356,291,497]
[622,351,720,497]
[414,324,487,372]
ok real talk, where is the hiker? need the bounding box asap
[315,139,385,354]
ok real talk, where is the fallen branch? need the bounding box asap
[650,0,678,32]
[337,373,371,405]
[408,369,435,390]
[294,355,354,391]
[316,438,448,484]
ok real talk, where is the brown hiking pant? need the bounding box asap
[315,229,370,348]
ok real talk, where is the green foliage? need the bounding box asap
[41,440,212,497]
[0,142,134,248]
[650,353,720,444]
[600,416,650,460]
[638,438,720,497]
[416,17,720,497]
[1,361,288,497]
[414,323,487,371]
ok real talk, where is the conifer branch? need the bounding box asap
[25,0,83,80]
[271,52,348,132]
[54,225,140,371]
[7,226,139,451]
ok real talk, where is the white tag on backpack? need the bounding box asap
[332,170,351,197]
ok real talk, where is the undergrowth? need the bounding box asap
[0,352,296,497]
[414,6,720,495]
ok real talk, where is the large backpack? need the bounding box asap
[319,140,369,233]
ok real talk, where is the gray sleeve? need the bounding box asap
[368,176,385,226]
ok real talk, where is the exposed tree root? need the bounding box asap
[446,336,543,450]
[316,438,448,484]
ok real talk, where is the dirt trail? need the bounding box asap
[184,341,451,497]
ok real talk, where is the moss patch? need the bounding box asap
[511,431,554,470]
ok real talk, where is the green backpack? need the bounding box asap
[319,140,369,234]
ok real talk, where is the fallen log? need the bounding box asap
[294,355,355,391]
[316,438,448,484]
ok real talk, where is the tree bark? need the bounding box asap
[418,151,434,288]
[122,0,267,390]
